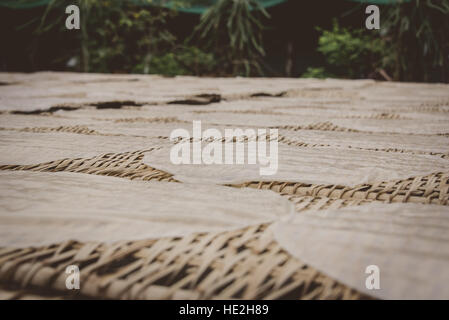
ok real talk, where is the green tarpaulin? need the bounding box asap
[0,0,413,13]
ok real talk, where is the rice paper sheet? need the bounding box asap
[0,171,292,247]
[272,203,449,300]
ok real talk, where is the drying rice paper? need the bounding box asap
[0,130,169,165]
[272,202,449,300]
[0,171,292,247]
[143,143,449,186]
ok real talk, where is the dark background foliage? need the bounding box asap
[0,0,447,82]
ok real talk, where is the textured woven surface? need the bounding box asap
[0,72,448,299]
[0,149,177,182]
[232,171,449,206]
[0,170,446,299]
[0,224,366,300]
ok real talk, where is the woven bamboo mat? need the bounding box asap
[0,170,446,299]
[0,224,366,300]
[0,72,448,299]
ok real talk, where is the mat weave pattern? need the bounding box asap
[1,73,448,299]
[0,150,177,182]
[0,224,366,300]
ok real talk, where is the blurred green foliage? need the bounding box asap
[302,21,392,79]
[34,0,267,76]
[191,0,270,76]
[303,1,449,82]
[142,46,217,75]
[84,2,178,74]
[301,67,335,79]
[37,0,184,74]
[24,0,449,81]
[383,0,449,82]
